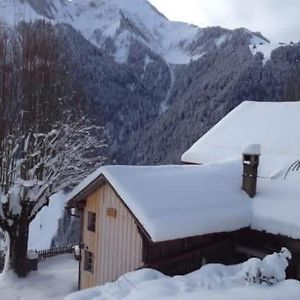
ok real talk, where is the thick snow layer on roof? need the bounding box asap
[67,155,300,241]
[182,101,300,175]
[253,169,300,240]
[243,143,261,155]
[66,160,250,242]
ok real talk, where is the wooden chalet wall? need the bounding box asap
[143,231,243,276]
[80,182,143,289]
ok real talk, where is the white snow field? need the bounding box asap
[28,191,69,250]
[0,254,78,300]
[249,36,287,65]
[65,249,300,300]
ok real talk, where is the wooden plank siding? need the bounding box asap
[80,186,101,289]
[81,182,143,289]
[143,231,243,276]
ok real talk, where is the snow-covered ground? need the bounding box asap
[66,249,300,300]
[28,191,69,250]
[66,278,300,300]
[0,254,78,300]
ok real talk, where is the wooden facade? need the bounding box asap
[80,182,143,289]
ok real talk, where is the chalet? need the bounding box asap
[67,100,300,290]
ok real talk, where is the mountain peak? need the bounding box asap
[56,0,201,64]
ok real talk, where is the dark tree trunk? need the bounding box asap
[8,220,30,277]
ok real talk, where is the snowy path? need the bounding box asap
[0,254,78,300]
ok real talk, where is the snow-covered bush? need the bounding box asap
[241,248,292,285]
[182,248,292,290]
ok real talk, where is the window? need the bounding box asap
[84,250,94,273]
[87,211,96,232]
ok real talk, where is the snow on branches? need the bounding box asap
[0,122,106,230]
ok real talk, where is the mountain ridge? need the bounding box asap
[1,0,270,64]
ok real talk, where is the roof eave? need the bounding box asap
[66,175,106,208]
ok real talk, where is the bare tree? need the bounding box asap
[0,21,106,276]
[0,123,105,277]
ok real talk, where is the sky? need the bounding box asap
[148,0,300,43]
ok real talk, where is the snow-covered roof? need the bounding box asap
[66,156,300,242]
[182,101,300,177]
[253,169,300,239]
[66,161,250,242]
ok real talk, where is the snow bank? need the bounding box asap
[28,191,68,250]
[65,250,300,300]
[0,254,78,300]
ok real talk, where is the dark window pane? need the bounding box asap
[84,250,94,273]
[87,211,96,232]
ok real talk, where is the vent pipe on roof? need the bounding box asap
[242,144,261,198]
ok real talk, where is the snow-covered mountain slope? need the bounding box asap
[0,0,200,63]
[63,0,202,64]
[0,0,272,65]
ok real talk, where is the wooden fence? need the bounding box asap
[0,245,78,273]
[37,244,77,261]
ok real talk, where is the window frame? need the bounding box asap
[87,211,96,232]
[84,250,94,273]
